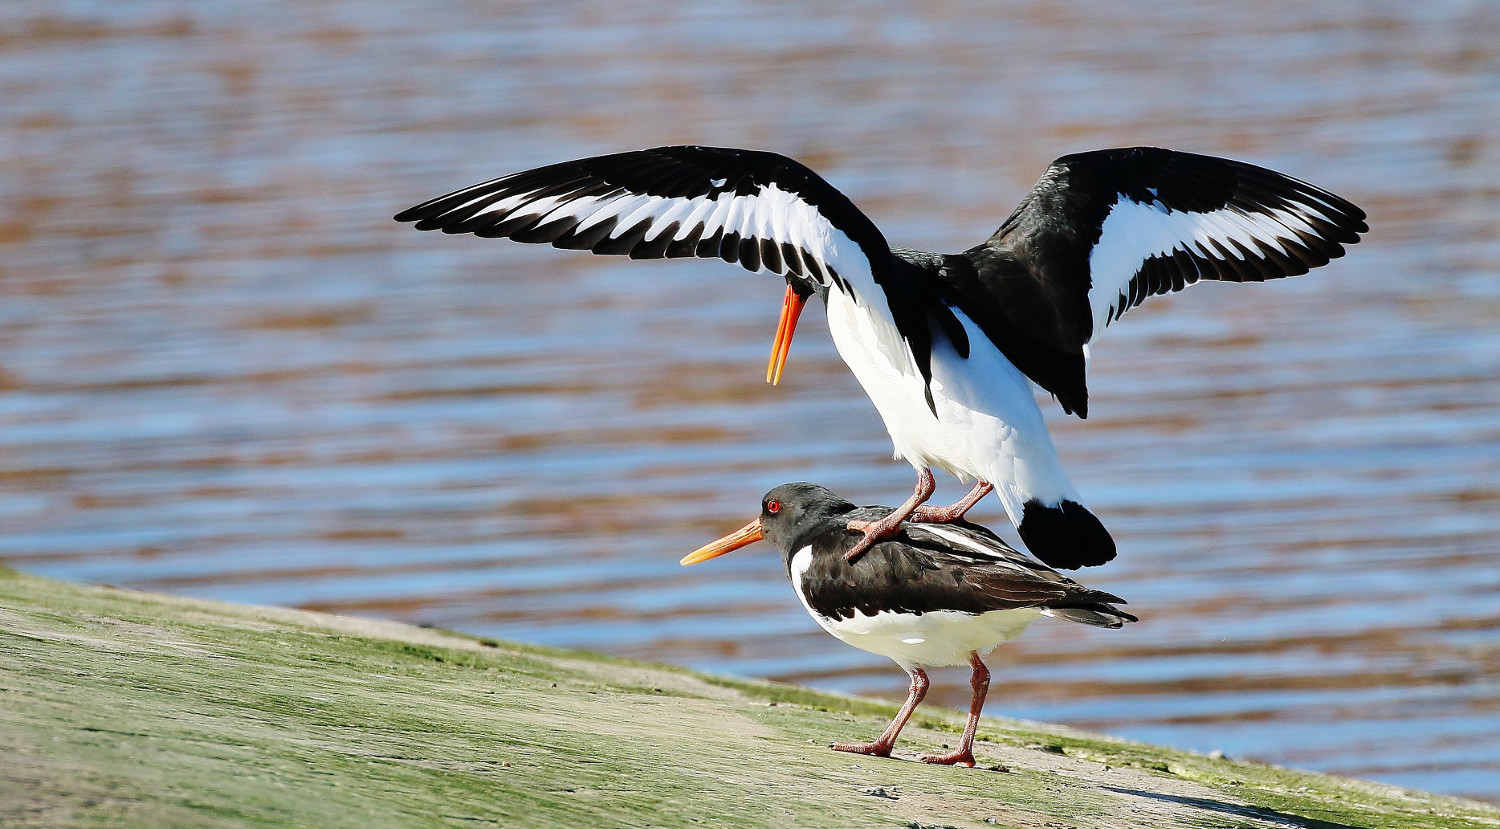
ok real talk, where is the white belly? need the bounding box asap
[822,289,1078,521]
[790,547,1037,669]
[819,606,1040,670]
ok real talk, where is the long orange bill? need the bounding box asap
[765,284,807,385]
[680,518,764,565]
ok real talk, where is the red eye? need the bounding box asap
[766,499,781,514]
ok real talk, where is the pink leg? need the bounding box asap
[910,480,994,524]
[844,468,936,563]
[920,653,989,767]
[831,668,929,757]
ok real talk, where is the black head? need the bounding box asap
[757,482,855,553]
[680,482,855,567]
[785,274,822,302]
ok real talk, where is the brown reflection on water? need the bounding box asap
[3,0,1500,805]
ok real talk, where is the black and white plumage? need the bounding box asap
[681,482,1136,765]
[396,145,1367,569]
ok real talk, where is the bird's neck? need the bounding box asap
[775,514,856,570]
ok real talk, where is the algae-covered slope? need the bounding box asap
[0,568,1493,828]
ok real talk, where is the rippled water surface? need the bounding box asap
[3,0,1499,804]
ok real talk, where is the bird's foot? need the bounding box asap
[918,747,976,767]
[908,481,994,524]
[843,514,905,563]
[830,739,894,757]
[909,504,969,523]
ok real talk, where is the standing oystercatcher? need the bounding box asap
[396,145,1366,568]
[681,482,1136,766]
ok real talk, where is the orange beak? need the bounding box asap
[680,518,765,565]
[765,284,807,385]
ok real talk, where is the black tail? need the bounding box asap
[1018,499,1117,570]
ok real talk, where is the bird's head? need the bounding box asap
[681,483,856,566]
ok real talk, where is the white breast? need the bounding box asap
[789,546,1041,670]
[821,289,1080,524]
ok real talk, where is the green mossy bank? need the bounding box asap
[0,568,1494,828]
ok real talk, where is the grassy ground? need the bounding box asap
[1,567,1495,829]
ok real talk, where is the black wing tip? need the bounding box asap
[392,205,428,224]
[1233,161,1372,248]
[1336,208,1370,239]
[1287,185,1369,243]
[1017,499,1117,570]
[1046,604,1139,628]
[395,198,473,228]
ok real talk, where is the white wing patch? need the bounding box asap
[1087,193,1348,337]
[913,525,1008,560]
[912,525,1039,575]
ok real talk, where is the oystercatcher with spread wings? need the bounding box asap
[396,145,1366,568]
[681,482,1136,766]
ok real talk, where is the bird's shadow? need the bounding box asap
[1102,787,1365,829]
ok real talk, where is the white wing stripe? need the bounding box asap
[570,202,614,233]
[404,164,886,300]
[468,189,541,219]
[641,197,699,241]
[1266,203,1327,239]
[435,174,526,204]
[512,192,582,224]
[737,195,759,243]
[1088,194,1343,334]
[671,194,724,241]
[916,526,1037,574]
[702,191,737,242]
[753,191,775,247]
[618,195,685,237]
[1234,206,1297,248]
[1228,209,1295,257]
[603,194,658,237]
[767,190,791,254]
[539,193,606,225]
[1209,210,1266,255]
[1197,212,1256,259]
[1288,188,1346,216]
[721,194,747,243]
[1243,207,1306,256]
[575,193,639,233]
[917,525,1005,559]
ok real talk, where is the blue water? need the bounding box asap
[2,0,1498,804]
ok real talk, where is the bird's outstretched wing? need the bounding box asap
[395,145,891,293]
[956,147,1367,416]
[397,145,949,404]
